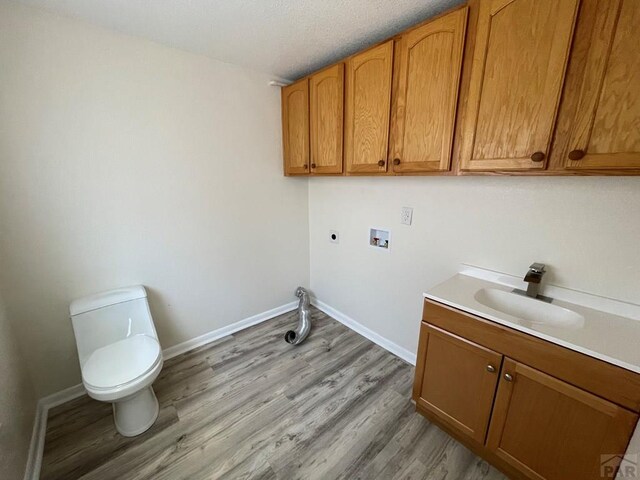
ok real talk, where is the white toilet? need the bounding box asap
[70,285,163,437]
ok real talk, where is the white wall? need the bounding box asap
[0,2,310,397]
[309,176,640,357]
[0,293,37,480]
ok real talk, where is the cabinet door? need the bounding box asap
[344,41,393,174]
[389,8,468,173]
[565,0,640,170]
[413,323,502,444]
[487,358,638,480]
[459,0,580,171]
[282,79,310,176]
[310,64,344,175]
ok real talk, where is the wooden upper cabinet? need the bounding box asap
[459,0,580,171]
[413,323,502,444]
[390,8,468,173]
[564,0,640,170]
[488,358,638,480]
[310,64,344,174]
[282,79,310,176]
[344,41,394,174]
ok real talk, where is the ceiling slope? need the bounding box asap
[14,0,462,79]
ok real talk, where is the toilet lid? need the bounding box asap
[82,335,161,389]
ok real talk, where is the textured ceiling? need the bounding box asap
[14,0,463,80]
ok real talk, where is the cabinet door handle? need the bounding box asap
[486,365,496,373]
[303,164,308,169]
[311,163,317,169]
[568,149,586,160]
[393,158,401,166]
[530,151,546,162]
[504,373,514,382]
[378,160,386,167]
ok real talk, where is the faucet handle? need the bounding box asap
[529,263,546,273]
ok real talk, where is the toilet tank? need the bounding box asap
[70,286,158,367]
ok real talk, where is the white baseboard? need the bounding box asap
[23,400,46,480]
[23,300,298,480]
[311,298,417,366]
[162,301,297,360]
[23,383,89,480]
[41,383,87,410]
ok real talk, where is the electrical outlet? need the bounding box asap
[400,207,413,226]
[329,230,339,243]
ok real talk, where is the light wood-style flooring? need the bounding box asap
[41,307,506,480]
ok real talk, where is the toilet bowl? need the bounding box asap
[70,285,163,437]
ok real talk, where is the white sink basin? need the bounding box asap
[474,288,585,329]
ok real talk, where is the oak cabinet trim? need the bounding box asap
[565,0,640,170]
[486,357,638,480]
[389,7,468,174]
[344,41,394,175]
[484,358,544,480]
[282,1,640,176]
[565,0,621,168]
[414,322,503,444]
[281,78,310,176]
[459,0,580,172]
[310,63,345,175]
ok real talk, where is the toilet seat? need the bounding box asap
[82,334,162,400]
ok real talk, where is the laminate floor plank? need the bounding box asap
[44,395,112,445]
[462,458,510,480]
[332,399,417,480]
[41,307,506,480]
[175,349,313,420]
[153,396,295,480]
[279,389,410,480]
[43,406,178,480]
[391,458,430,480]
[265,350,405,472]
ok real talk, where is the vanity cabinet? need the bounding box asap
[310,63,345,175]
[281,79,310,176]
[458,0,580,172]
[344,41,394,175]
[415,299,640,480]
[413,323,501,443]
[388,7,467,174]
[487,358,638,480]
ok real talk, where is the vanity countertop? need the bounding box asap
[424,265,640,374]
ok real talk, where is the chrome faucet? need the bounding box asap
[523,263,546,298]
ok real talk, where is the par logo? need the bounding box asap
[600,454,637,478]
